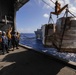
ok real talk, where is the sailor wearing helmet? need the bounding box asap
[2,31,9,54]
[0,30,2,49]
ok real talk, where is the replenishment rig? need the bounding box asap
[42,0,76,53]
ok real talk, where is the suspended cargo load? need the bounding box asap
[53,17,76,52]
[42,24,55,47]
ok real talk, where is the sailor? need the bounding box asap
[11,31,19,50]
[2,31,9,54]
[0,30,2,49]
[7,27,12,50]
[15,32,20,49]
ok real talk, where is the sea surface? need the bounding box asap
[20,33,76,62]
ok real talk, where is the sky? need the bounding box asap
[16,0,76,33]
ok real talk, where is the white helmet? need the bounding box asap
[0,30,2,33]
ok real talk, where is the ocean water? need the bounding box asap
[20,33,76,62]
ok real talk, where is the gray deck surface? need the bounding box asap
[0,47,76,75]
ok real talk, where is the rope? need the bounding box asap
[50,0,55,4]
[59,8,68,50]
[68,10,76,17]
[58,8,76,50]
[48,13,54,24]
[42,0,55,10]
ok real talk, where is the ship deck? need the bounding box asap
[0,45,76,75]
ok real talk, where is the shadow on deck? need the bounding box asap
[0,47,75,75]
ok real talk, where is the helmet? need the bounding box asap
[0,30,2,33]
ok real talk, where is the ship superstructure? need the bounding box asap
[34,29,42,40]
[0,0,29,32]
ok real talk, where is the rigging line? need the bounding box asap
[62,0,65,4]
[48,14,54,24]
[42,0,65,15]
[59,9,67,49]
[50,0,65,4]
[68,10,76,17]
[70,11,76,15]
[50,0,55,4]
[42,0,55,10]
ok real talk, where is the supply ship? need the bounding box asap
[34,29,42,40]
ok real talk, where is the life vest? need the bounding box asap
[7,31,11,39]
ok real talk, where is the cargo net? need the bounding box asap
[53,8,76,53]
[43,13,56,47]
